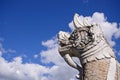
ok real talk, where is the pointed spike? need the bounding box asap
[76,15,84,27]
[73,13,84,28]
[83,19,88,26]
[83,18,91,26]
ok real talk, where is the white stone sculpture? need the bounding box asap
[58,13,120,80]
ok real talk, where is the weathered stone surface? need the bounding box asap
[83,58,110,80]
[119,64,120,80]
[116,62,120,80]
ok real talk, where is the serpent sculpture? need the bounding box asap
[58,13,120,80]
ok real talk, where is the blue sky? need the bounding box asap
[0,0,120,80]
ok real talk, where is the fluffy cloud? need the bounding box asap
[41,38,78,80]
[0,42,16,54]
[0,54,49,80]
[0,38,77,80]
[34,54,39,59]
[69,12,120,46]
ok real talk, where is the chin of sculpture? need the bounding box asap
[58,13,120,80]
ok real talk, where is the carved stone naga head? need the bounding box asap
[58,13,116,64]
[57,13,118,80]
[58,13,106,56]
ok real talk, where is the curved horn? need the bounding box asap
[73,13,84,28]
[83,18,91,26]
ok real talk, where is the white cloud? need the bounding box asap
[69,21,75,30]
[0,37,77,80]
[0,54,76,80]
[34,54,39,59]
[0,43,16,55]
[0,37,16,55]
[0,55,50,80]
[0,43,6,54]
[42,37,57,49]
[40,37,78,80]
[115,27,120,38]
[69,12,120,47]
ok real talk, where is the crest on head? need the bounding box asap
[58,13,105,50]
[69,13,95,49]
[73,13,92,28]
